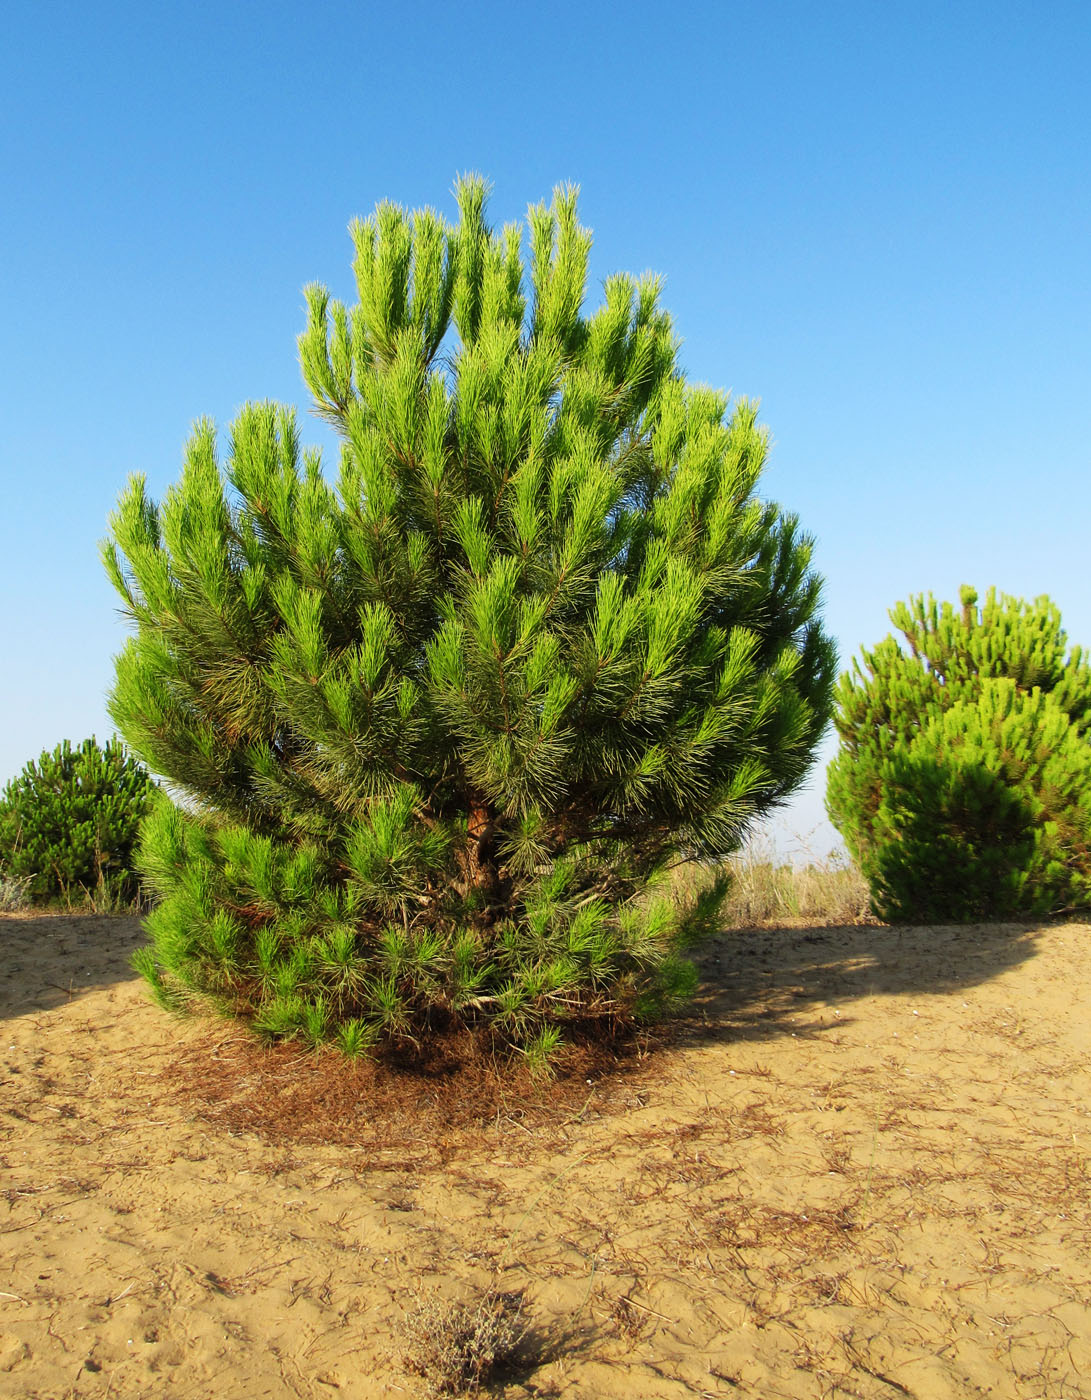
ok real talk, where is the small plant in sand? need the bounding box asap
[827,586,1091,922]
[104,177,835,1066]
[0,737,155,906]
[401,1285,526,1396]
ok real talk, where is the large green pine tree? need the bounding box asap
[827,586,1091,922]
[104,178,835,1066]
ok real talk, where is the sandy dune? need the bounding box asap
[2,910,1089,1398]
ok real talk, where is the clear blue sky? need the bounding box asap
[2,1,1088,856]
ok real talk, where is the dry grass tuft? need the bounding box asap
[609,1292,651,1343]
[401,1284,527,1396]
[0,871,33,911]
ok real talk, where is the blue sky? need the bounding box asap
[2,1,1088,856]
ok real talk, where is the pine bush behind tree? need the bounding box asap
[827,586,1091,922]
[104,178,835,1066]
[0,738,155,905]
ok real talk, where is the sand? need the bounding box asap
[1,910,1089,1398]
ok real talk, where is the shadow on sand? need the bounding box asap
[0,912,147,1021]
[682,918,1047,1048]
[1,909,1050,1051]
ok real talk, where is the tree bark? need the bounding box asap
[462,796,501,905]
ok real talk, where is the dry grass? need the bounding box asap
[721,835,875,927]
[401,1284,528,1396]
[0,874,147,916]
[0,870,32,911]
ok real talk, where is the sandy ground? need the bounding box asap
[1,911,1089,1399]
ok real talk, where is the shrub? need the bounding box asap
[0,737,155,905]
[401,1285,526,1396]
[827,586,1091,922]
[104,178,835,1064]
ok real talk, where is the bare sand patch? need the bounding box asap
[1,910,1088,1398]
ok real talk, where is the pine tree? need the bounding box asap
[827,586,1091,922]
[104,178,835,1067]
[0,738,154,904]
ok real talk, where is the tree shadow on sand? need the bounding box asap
[0,909,1057,1060]
[0,912,147,1021]
[680,918,1051,1048]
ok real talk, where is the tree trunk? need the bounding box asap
[462,796,501,905]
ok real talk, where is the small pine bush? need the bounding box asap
[0,738,155,906]
[827,586,1091,922]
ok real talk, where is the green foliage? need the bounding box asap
[0,738,155,905]
[106,177,835,1064]
[827,586,1091,922]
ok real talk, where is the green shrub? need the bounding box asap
[827,586,1091,922]
[0,738,155,906]
[105,178,835,1064]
